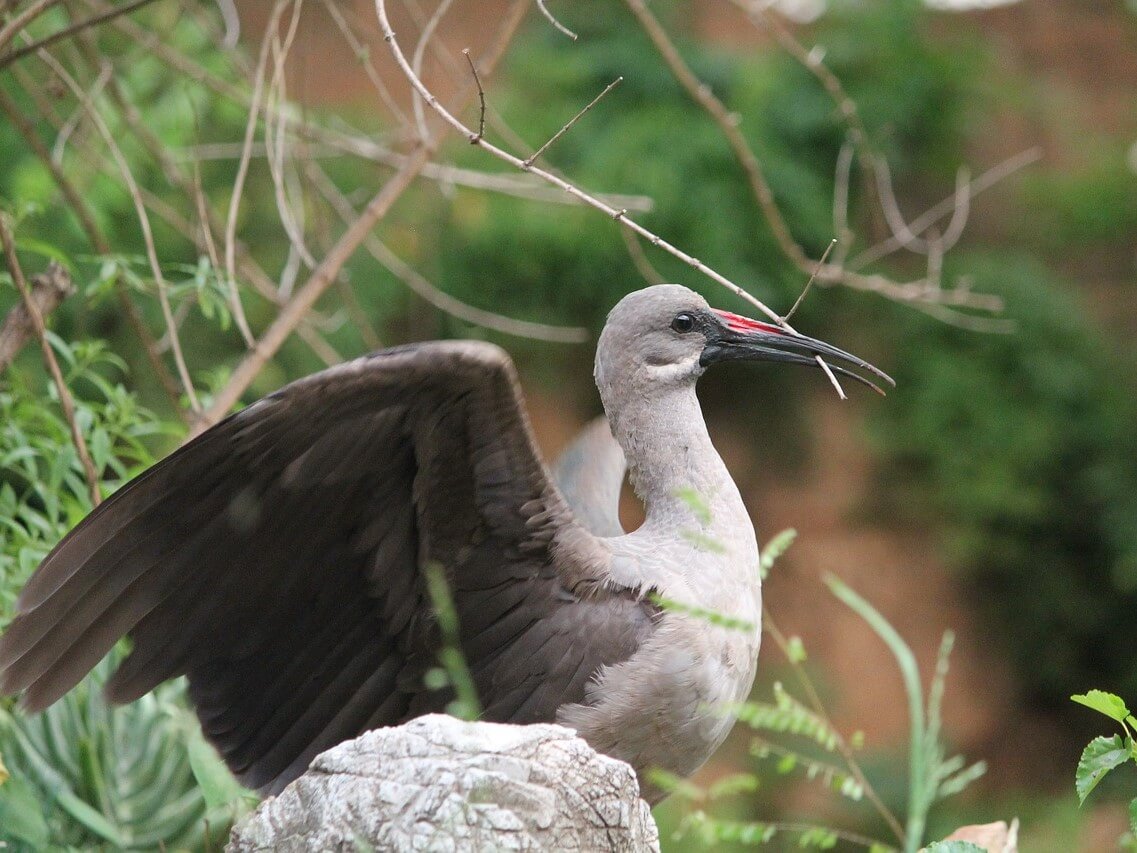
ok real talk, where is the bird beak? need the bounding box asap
[701,309,896,396]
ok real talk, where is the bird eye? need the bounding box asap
[671,312,696,333]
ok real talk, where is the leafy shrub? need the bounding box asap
[869,252,1137,709]
[0,336,251,849]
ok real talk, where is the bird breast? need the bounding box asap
[557,531,762,803]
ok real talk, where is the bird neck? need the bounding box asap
[608,383,747,537]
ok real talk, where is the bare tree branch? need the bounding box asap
[193,0,533,435]
[307,162,588,343]
[534,0,576,41]
[524,76,621,167]
[0,0,161,69]
[0,221,101,507]
[38,49,202,410]
[0,0,62,56]
[375,0,792,327]
[0,81,185,409]
[0,259,74,372]
[624,0,812,274]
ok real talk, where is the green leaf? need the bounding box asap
[0,775,51,848]
[673,486,712,525]
[1072,690,1132,723]
[1075,735,1131,804]
[13,235,73,270]
[680,528,727,554]
[1129,796,1136,837]
[707,772,759,799]
[54,786,127,845]
[759,528,796,578]
[648,593,756,632]
[187,730,253,811]
[785,635,807,663]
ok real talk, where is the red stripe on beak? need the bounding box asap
[712,309,786,336]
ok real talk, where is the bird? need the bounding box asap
[0,284,891,804]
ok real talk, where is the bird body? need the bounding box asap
[0,284,890,803]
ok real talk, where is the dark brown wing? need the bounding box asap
[0,341,656,793]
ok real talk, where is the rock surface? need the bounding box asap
[227,714,659,852]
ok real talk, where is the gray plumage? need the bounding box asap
[0,284,891,802]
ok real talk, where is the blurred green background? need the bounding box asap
[1,0,1135,848]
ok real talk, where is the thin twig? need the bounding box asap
[831,140,855,268]
[224,0,287,345]
[462,48,485,142]
[933,167,971,253]
[534,0,577,41]
[0,260,74,371]
[183,139,654,211]
[375,0,786,327]
[318,0,408,124]
[0,0,160,69]
[38,50,201,411]
[264,0,317,274]
[621,227,666,286]
[307,162,587,343]
[0,219,102,507]
[524,76,621,166]
[850,148,1042,270]
[0,73,184,409]
[783,238,836,324]
[410,0,456,146]
[816,358,847,400]
[194,0,533,435]
[0,0,62,56]
[624,0,811,273]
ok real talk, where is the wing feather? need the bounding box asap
[0,341,657,793]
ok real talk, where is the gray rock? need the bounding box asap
[227,714,660,852]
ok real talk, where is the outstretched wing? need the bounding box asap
[0,341,656,793]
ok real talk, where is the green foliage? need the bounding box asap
[1016,148,1137,248]
[0,337,174,614]
[732,682,841,753]
[1072,690,1136,727]
[428,0,976,339]
[661,534,982,851]
[869,252,1137,707]
[0,331,253,848]
[650,592,757,633]
[826,575,984,852]
[1070,690,1137,846]
[1075,736,1131,805]
[0,660,253,850]
[759,529,797,580]
[679,811,850,849]
[423,563,482,721]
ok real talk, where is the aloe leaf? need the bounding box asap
[187,730,254,811]
[0,775,51,848]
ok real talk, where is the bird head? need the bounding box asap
[594,284,893,404]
